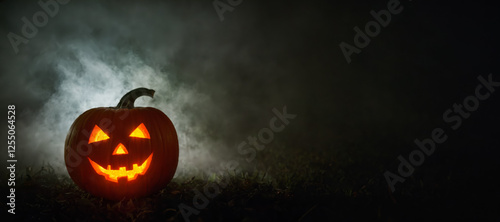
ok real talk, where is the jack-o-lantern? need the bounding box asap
[64,88,178,200]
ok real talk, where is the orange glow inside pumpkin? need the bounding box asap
[88,153,153,183]
[87,123,153,182]
[129,123,150,139]
[88,125,110,144]
[112,143,129,155]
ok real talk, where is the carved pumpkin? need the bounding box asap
[64,88,179,200]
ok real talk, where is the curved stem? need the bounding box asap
[116,88,155,109]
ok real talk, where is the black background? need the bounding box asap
[1,0,499,221]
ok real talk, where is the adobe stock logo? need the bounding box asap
[339,0,404,64]
[6,0,70,54]
[384,74,499,192]
[178,106,297,222]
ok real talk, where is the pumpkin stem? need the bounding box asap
[116,88,155,109]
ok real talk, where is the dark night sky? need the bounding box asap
[0,0,499,180]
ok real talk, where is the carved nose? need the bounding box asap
[112,143,129,155]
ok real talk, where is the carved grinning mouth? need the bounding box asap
[88,153,153,183]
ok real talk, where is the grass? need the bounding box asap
[4,147,375,221]
[3,133,500,221]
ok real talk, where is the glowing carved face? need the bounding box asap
[87,123,152,183]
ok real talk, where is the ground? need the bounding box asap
[3,128,499,222]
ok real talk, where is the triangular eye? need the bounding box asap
[89,125,110,144]
[129,123,150,139]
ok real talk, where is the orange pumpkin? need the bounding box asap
[64,88,178,200]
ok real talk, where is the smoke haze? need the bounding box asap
[1,0,499,179]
